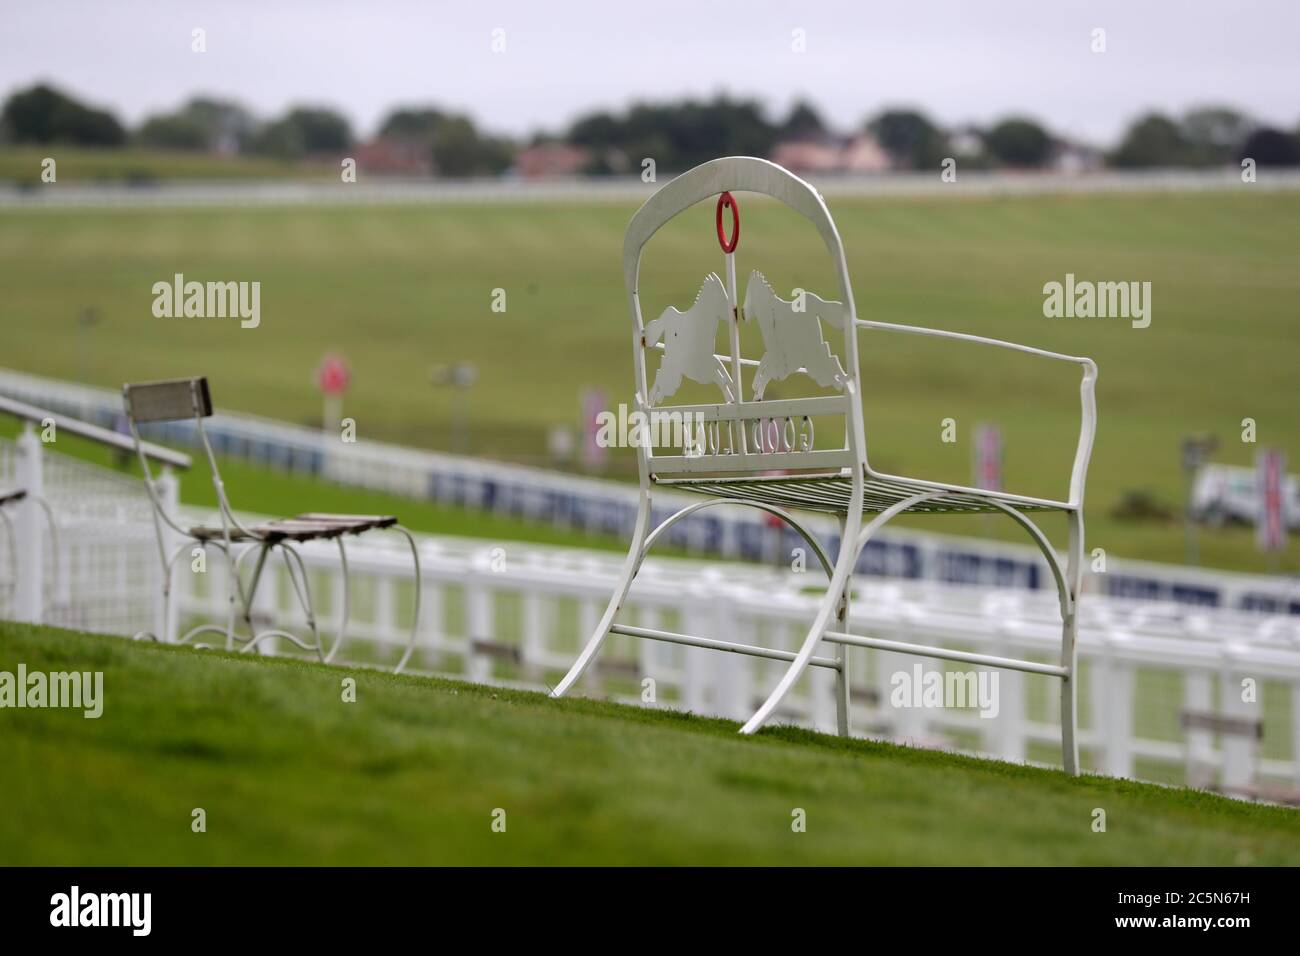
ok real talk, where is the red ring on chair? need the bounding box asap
[716,191,739,253]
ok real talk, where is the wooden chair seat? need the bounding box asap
[189,513,397,543]
[0,488,27,507]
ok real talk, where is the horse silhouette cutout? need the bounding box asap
[643,272,736,405]
[743,270,848,400]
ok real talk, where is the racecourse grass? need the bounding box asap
[1,190,1298,571]
[1,621,1297,865]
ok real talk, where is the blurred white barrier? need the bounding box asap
[2,168,1298,211]
[3,366,1298,614]
[4,427,1300,800]
[169,520,1300,799]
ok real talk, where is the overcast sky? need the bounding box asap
[1,0,1295,145]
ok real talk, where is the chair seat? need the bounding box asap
[189,513,398,543]
[654,471,1069,516]
[0,488,27,507]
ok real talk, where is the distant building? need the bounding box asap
[514,142,591,178]
[948,125,985,158]
[772,133,890,174]
[353,137,434,176]
[1050,138,1104,174]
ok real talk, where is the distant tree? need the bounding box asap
[1180,106,1255,166]
[378,107,447,143]
[1,83,126,146]
[250,106,352,158]
[136,114,209,150]
[983,117,1051,167]
[1239,127,1300,167]
[1110,113,1188,167]
[866,109,946,169]
[567,110,621,149]
[136,97,254,152]
[182,97,256,151]
[565,97,776,171]
[780,100,827,141]
[430,116,512,177]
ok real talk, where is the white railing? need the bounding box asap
[165,515,1300,799]
[3,168,1298,211]
[5,435,1299,799]
[3,366,1297,615]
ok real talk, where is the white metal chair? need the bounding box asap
[123,377,423,671]
[550,156,1098,774]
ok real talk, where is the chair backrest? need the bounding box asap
[122,377,213,424]
[623,157,866,480]
[122,376,238,551]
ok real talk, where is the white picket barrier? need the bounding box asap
[161,524,1300,798]
[3,366,1298,614]
[5,429,1299,800]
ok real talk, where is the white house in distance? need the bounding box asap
[771,133,891,174]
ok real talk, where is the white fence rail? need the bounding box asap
[172,528,1300,798]
[5,435,1298,801]
[3,168,1299,211]
[3,367,1298,615]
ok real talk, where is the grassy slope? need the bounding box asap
[1,192,1297,571]
[1,621,1296,865]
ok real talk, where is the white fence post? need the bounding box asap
[466,575,491,683]
[521,590,543,680]
[1183,671,1215,788]
[708,593,749,720]
[1103,659,1136,779]
[13,424,43,623]
[987,630,1026,763]
[1219,652,1256,792]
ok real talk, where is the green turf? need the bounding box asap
[1,191,1297,572]
[1,621,1296,865]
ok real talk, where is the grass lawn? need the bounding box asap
[1,190,1297,572]
[1,621,1297,865]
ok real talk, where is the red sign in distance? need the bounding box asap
[317,354,351,396]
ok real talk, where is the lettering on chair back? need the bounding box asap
[643,273,735,405]
[742,271,847,400]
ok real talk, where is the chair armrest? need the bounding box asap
[855,319,1098,508]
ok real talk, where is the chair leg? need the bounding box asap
[741,571,851,734]
[741,491,941,736]
[322,537,350,664]
[1060,510,1084,775]
[239,543,323,657]
[551,495,653,698]
[834,575,851,738]
[392,524,423,675]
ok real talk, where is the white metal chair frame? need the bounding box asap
[124,377,423,673]
[550,156,1097,774]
